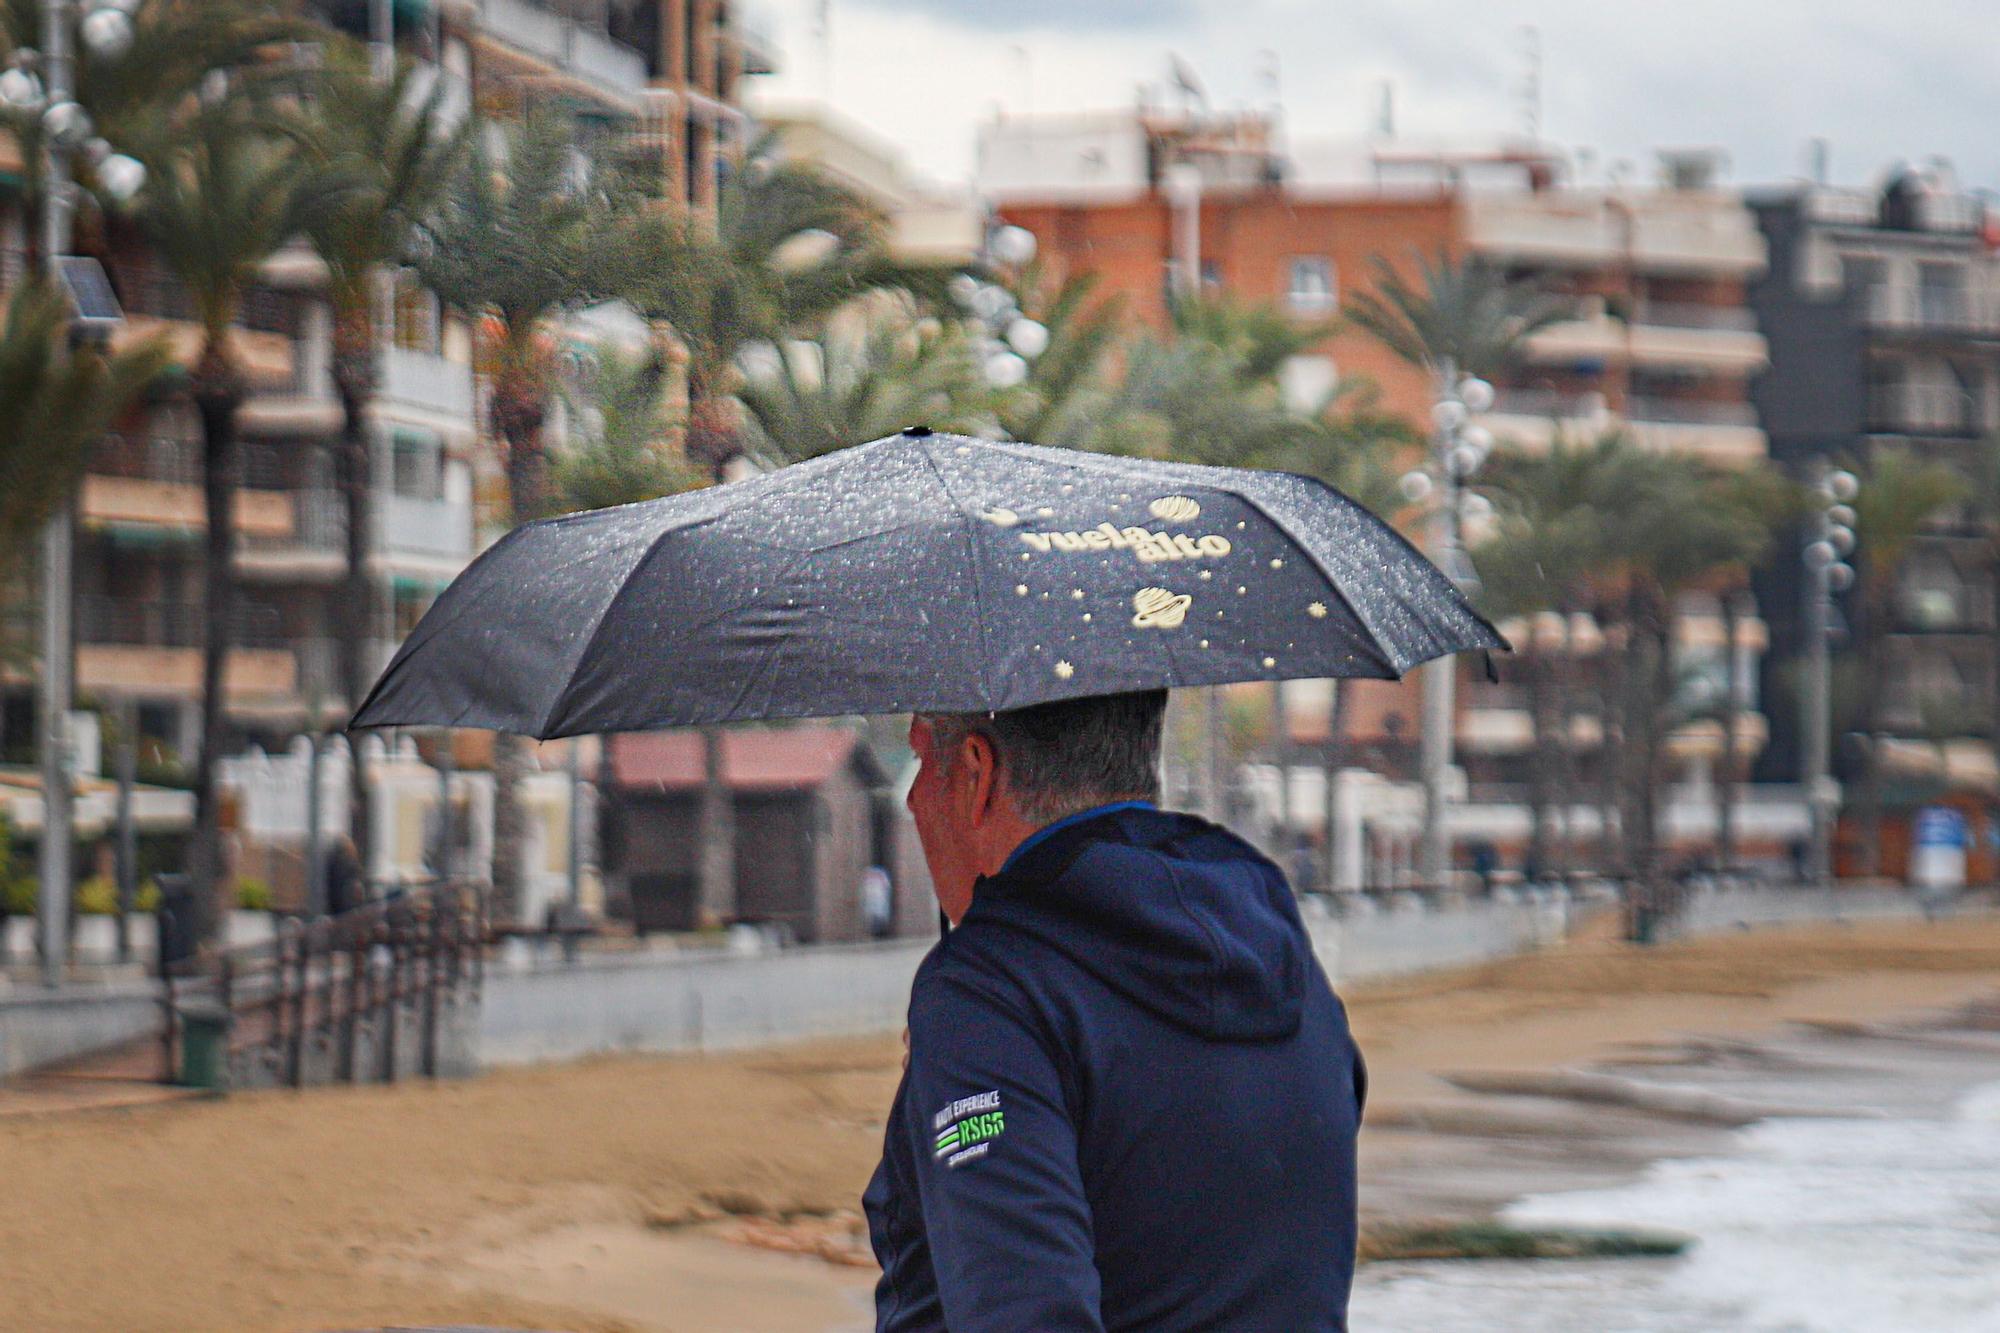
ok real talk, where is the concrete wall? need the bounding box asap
[479,938,934,1065]
[478,884,1956,1069]
[0,984,160,1079]
[1306,896,1574,986]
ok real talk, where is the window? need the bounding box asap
[1286,256,1336,314]
[391,270,439,354]
[391,430,443,501]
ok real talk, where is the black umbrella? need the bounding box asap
[350,430,1505,737]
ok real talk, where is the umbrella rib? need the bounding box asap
[914,440,997,710]
[1230,476,1503,673]
[538,514,725,736]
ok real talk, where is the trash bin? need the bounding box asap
[175,998,231,1091]
[156,873,197,971]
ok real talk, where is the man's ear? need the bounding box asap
[958,731,1002,826]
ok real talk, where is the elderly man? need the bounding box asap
[864,689,1365,1331]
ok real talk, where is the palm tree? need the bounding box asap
[992,266,1125,447]
[287,40,471,869]
[0,278,169,605]
[1589,446,1789,933]
[1848,449,1969,875]
[1342,251,1571,383]
[415,106,653,923]
[551,345,705,510]
[130,97,312,942]
[0,0,307,267]
[737,307,989,463]
[1473,438,1618,881]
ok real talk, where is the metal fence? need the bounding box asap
[161,882,488,1090]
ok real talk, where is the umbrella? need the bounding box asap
[350,430,1505,737]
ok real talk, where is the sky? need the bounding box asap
[746,0,2000,195]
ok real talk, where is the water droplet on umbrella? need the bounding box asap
[1199,571,1212,581]
[1199,639,1210,648]
[1263,657,1276,668]
[1037,507,1054,517]
[1054,660,1074,679]
[1082,613,1093,622]
[1237,587,1247,595]
[1270,559,1284,569]
[1071,589,1084,600]
[1308,602,1328,618]
[1016,585,1029,596]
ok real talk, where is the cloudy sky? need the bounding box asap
[748,0,2000,193]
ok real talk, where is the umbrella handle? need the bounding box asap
[938,906,950,938]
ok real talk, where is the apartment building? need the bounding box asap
[1748,167,2000,865]
[980,107,1799,877]
[1,0,769,760]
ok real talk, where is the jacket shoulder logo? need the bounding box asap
[932,1090,1005,1167]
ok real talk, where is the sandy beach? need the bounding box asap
[5,911,1999,1333]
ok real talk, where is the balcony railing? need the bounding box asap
[382,346,476,420]
[116,271,296,336]
[1862,284,2000,336]
[1867,383,1983,437]
[1625,396,1760,427]
[1486,387,1603,420]
[380,494,473,560]
[1636,302,1758,333]
[87,435,293,489]
[477,0,648,99]
[77,596,285,650]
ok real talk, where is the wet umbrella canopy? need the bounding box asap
[350,430,1506,738]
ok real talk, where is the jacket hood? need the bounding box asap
[964,806,1311,1042]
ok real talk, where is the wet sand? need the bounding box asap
[4,912,1999,1332]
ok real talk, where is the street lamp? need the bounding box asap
[21,0,147,988]
[1410,369,1494,892]
[1801,462,1858,885]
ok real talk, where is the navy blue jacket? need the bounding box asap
[864,805,1365,1331]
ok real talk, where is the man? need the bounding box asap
[864,689,1365,1331]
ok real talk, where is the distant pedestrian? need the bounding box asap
[324,835,364,918]
[1788,837,1809,885]
[862,864,894,938]
[1471,840,1499,896]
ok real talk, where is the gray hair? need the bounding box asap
[922,689,1168,824]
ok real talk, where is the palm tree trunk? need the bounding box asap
[1321,679,1348,896]
[331,326,376,878]
[1523,639,1552,881]
[1552,603,1580,882]
[696,726,734,928]
[186,358,245,946]
[489,730,529,923]
[1717,593,1742,873]
[1859,589,1886,879]
[489,371,549,923]
[1598,610,1626,882]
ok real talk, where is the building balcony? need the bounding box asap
[238,489,347,583]
[80,438,294,546]
[1523,304,1767,374]
[1862,284,2000,338]
[472,0,649,109]
[1482,389,1767,467]
[382,345,476,423]
[1462,192,1768,276]
[379,493,474,562]
[77,595,285,650]
[1865,383,1983,438]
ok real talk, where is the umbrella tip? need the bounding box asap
[901,424,934,438]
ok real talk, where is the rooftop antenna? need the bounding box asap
[1376,80,1394,137]
[1168,54,1209,116]
[1518,26,1542,140]
[1808,137,1829,186]
[1255,48,1281,112]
